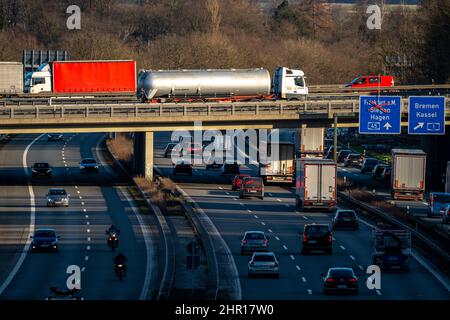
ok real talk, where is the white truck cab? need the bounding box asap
[27,63,52,93]
[273,67,308,100]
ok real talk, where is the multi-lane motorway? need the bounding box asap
[0,132,449,300]
[0,133,159,299]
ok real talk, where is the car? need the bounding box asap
[173,161,192,175]
[163,143,177,158]
[322,267,359,294]
[79,158,99,173]
[241,231,269,254]
[301,224,333,255]
[442,205,450,224]
[46,188,70,207]
[325,146,342,160]
[30,228,60,252]
[232,174,251,190]
[31,162,52,178]
[248,252,279,278]
[239,177,264,200]
[205,158,223,170]
[332,209,359,230]
[223,161,240,175]
[372,164,388,178]
[428,192,450,218]
[381,166,391,182]
[337,149,352,163]
[47,133,64,142]
[344,153,362,167]
[346,75,394,88]
[361,157,379,174]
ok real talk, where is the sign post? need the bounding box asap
[359,96,402,134]
[408,96,445,135]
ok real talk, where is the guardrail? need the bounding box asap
[1,98,449,120]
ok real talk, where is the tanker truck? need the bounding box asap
[137,67,308,102]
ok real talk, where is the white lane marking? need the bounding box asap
[74,186,78,189]
[275,236,280,241]
[358,265,364,271]
[247,209,252,213]
[350,255,356,260]
[85,215,88,219]
[64,163,67,167]
[332,236,336,241]
[268,229,273,233]
[277,199,282,202]
[376,290,382,296]
[225,192,230,195]
[239,203,244,206]
[301,277,307,283]
[268,193,273,197]
[218,187,223,190]
[87,237,91,242]
[261,222,266,226]
[79,196,82,199]
[285,204,290,208]
[307,289,312,295]
[81,267,86,272]
[340,245,346,250]
[254,215,258,219]
[302,216,308,220]
[290,255,295,261]
[77,190,81,194]
[87,246,91,250]
[0,133,44,296]
[233,198,237,201]
[85,256,89,261]
[296,265,301,271]
[62,157,65,160]
[282,245,288,250]
[82,207,86,210]
[87,229,90,233]
[86,222,90,225]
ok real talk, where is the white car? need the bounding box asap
[248,252,279,278]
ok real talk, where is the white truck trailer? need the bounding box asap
[0,62,23,96]
[295,158,337,211]
[391,149,426,201]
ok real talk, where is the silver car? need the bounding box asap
[46,188,70,207]
[79,158,99,173]
[241,231,269,255]
[248,252,279,278]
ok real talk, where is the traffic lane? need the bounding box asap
[62,133,150,299]
[0,135,38,291]
[1,134,87,299]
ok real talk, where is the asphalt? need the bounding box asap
[0,133,159,300]
[153,131,450,300]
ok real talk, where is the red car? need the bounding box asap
[346,75,394,88]
[232,174,251,190]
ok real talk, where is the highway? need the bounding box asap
[153,131,450,300]
[0,133,159,300]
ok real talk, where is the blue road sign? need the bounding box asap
[359,96,402,134]
[408,96,445,135]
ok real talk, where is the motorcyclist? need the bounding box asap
[113,252,128,276]
[105,224,120,236]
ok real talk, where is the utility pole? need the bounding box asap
[333,113,338,164]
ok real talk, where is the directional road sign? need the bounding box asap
[359,96,402,134]
[408,96,445,135]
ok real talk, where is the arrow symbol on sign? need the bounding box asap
[383,122,392,130]
[414,122,424,131]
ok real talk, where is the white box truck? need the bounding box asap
[295,158,337,211]
[0,62,23,96]
[391,149,426,201]
[298,127,324,158]
[260,142,295,183]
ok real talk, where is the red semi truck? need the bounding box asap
[0,60,136,96]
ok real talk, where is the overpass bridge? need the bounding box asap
[1,98,449,180]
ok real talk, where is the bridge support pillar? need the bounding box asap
[133,131,154,181]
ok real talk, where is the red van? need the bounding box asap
[346,75,394,88]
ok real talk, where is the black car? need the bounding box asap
[301,224,333,255]
[326,146,342,160]
[337,149,352,163]
[372,164,388,178]
[361,158,379,174]
[31,228,60,252]
[322,267,359,294]
[31,162,52,178]
[239,177,264,200]
[344,153,362,167]
[173,161,192,175]
[223,161,240,175]
[163,143,177,158]
[47,133,64,142]
[332,209,359,230]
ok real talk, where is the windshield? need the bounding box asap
[365,159,378,164]
[245,233,265,240]
[244,179,262,187]
[34,163,49,168]
[49,189,66,195]
[433,194,450,203]
[338,211,356,219]
[306,225,329,236]
[35,230,55,238]
[349,155,360,159]
[82,159,96,164]
[253,254,275,262]
[329,269,354,277]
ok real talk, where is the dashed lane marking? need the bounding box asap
[302,216,308,220]
[296,265,301,271]
[247,209,252,213]
[254,215,258,219]
[282,245,288,250]
[268,229,273,233]
[307,289,312,295]
[277,199,282,202]
[350,255,356,260]
[359,265,364,271]
[261,222,266,226]
[340,245,346,250]
[275,236,280,241]
[290,255,295,260]
[376,290,382,296]
[301,277,307,283]
[85,256,89,261]
[87,246,91,251]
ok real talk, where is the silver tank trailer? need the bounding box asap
[137,68,271,100]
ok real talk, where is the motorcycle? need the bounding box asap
[115,262,127,281]
[107,232,119,251]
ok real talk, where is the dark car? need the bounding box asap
[381,166,391,181]
[173,161,192,176]
[239,177,264,200]
[443,206,450,224]
[241,231,269,254]
[223,161,240,175]
[31,228,59,252]
[361,158,379,174]
[322,267,359,294]
[31,162,52,178]
[344,153,362,167]
[326,146,342,160]
[47,133,64,142]
[163,143,177,158]
[301,224,333,255]
[79,158,99,173]
[332,209,359,230]
[205,157,223,170]
[232,174,251,190]
[372,164,388,178]
[337,149,352,163]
